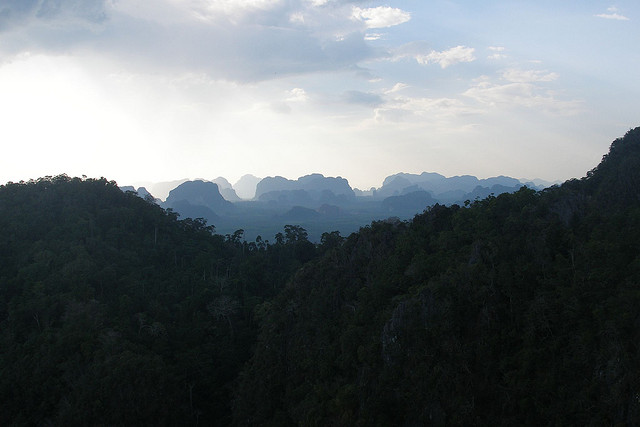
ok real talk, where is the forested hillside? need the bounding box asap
[234,127,640,425]
[0,176,323,425]
[1,128,640,425]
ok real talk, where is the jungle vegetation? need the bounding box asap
[2,128,640,425]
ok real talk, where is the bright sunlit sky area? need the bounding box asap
[1,0,639,190]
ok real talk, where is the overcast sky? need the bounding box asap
[1,0,638,189]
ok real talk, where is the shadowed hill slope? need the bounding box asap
[2,128,640,425]
[0,175,322,425]
[234,127,640,426]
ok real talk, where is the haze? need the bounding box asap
[1,0,638,190]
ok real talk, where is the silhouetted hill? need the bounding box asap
[2,128,640,426]
[169,199,220,223]
[164,180,235,217]
[234,127,640,425]
[255,175,294,195]
[212,177,242,202]
[259,189,313,206]
[378,171,524,201]
[381,190,437,214]
[585,126,640,205]
[233,174,261,200]
[119,185,158,203]
[280,206,321,221]
[0,174,324,425]
[465,183,525,201]
[144,178,189,201]
[255,174,355,205]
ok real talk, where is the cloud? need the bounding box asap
[373,95,479,123]
[392,43,476,68]
[286,88,309,102]
[385,82,409,94]
[501,69,558,83]
[463,81,582,115]
[351,6,410,29]
[185,0,286,23]
[0,0,383,83]
[364,32,383,41]
[416,45,476,68]
[0,0,108,30]
[487,46,507,60]
[595,6,630,20]
[289,11,305,24]
[268,87,308,114]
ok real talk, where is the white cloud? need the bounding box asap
[372,92,480,123]
[184,0,285,21]
[286,87,308,102]
[375,97,479,126]
[289,12,305,24]
[351,6,411,29]
[0,0,384,83]
[392,43,476,68]
[463,81,582,115]
[501,69,558,83]
[415,45,476,68]
[595,6,630,20]
[364,33,383,41]
[385,83,409,94]
[487,46,506,60]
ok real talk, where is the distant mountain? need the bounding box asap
[519,177,561,189]
[211,177,233,189]
[119,185,160,203]
[235,127,640,426]
[129,172,552,206]
[378,172,523,200]
[135,186,153,199]
[465,184,524,202]
[211,177,242,202]
[164,180,235,219]
[258,189,314,206]
[145,179,189,201]
[234,174,262,200]
[278,204,347,222]
[4,127,640,426]
[121,171,555,240]
[256,176,296,196]
[317,204,345,218]
[169,199,220,223]
[381,190,438,214]
[279,206,321,221]
[255,174,356,206]
[120,185,136,193]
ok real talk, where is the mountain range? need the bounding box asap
[2,128,640,425]
[124,171,558,241]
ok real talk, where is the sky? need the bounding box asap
[0,0,638,190]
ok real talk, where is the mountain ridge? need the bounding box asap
[1,127,639,425]
[130,172,554,203]
[124,171,544,241]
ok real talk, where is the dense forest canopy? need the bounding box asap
[1,127,640,425]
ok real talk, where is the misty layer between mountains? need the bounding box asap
[122,172,558,242]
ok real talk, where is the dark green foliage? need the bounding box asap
[234,128,640,425]
[4,128,640,425]
[0,175,316,425]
